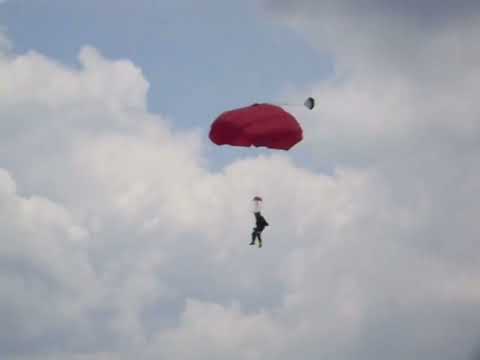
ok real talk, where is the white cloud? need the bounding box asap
[0,45,148,110]
[0,41,377,359]
[262,2,480,267]
[263,1,480,358]
[0,169,102,356]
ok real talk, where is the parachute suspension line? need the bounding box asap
[274,97,315,110]
[275,102,301,107]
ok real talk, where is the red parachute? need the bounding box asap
[209,98,314,151]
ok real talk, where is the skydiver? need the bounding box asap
[250,211,269,248]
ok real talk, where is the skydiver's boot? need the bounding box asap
[258,235,262,248]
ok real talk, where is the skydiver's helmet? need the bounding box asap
[251,196,263,213]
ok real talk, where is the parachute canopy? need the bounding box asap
[209,103,303,150]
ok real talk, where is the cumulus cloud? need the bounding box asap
[1,3,480,358]
[0,168,99,356]
[261,2,480,264]
[261,0,480,358]
[0,38,388,359]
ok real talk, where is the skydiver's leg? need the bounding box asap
[258,232,262,248]
[250,228,257,245]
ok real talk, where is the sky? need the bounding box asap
[1,1,480,359]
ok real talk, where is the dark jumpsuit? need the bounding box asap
[250,212,269,247]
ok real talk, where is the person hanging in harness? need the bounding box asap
[250,211,269,248]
